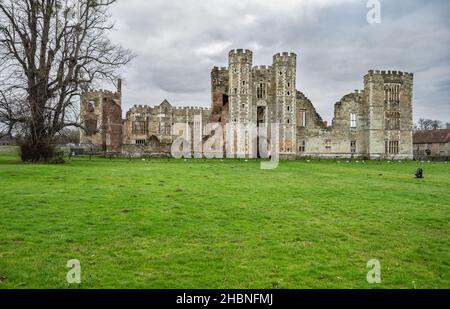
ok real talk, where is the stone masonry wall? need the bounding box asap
[80,50,414,160]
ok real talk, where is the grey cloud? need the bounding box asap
[108,0,450,123]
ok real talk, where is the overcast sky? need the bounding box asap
[108,0,450,123]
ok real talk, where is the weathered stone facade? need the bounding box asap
[79,88,123,153]
[80,49,414,160]
[122,101,211,157]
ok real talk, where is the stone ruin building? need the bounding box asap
[80,49,414,160]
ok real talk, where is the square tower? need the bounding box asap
[80,89,123,153]
[364,70,414,159]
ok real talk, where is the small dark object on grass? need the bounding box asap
[0,275,7,283]
[415,168,424,179]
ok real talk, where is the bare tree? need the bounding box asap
[430,120,443,130]
[418,119,434,131]
[0,0,134,162]
[416,118,447,131]
[54,127,79,144]
[417,118,426,131]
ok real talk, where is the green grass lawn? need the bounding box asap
[0,154,449,289]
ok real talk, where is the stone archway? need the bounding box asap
[148,135,161,151]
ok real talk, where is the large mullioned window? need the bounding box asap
[385,83,401,102]
[132,121,148,135]
[384,83,401,131]
[257,83,266,99]
[385,111,400,130]
[385,141,399,155]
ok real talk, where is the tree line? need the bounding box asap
[414,119,450,131]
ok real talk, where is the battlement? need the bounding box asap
[131,104,152,112]
[367,70,414,78]
[229,49,253,64]
[273,52,297,63]
[229,49,252,56]
[174,106,212,111]
[253,65,272,71]
[82,89,120,98]
[212,66,228,72]
[127,105,212,115]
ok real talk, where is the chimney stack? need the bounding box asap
[117,78,122,93]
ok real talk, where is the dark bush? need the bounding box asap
[20,142,56,163]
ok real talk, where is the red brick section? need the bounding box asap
[102,96,123,153]
[209,67,229,126]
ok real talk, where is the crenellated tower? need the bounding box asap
[80,86,123,153]
[364,70,414,159]
[227,49,255,157]
[229,49,254,124]
[273,52,297,155]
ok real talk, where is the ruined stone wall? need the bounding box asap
[326,91,368,157]
[295,91,328,157]
[122,100,212,155]
[123,105,152,145]
[80,90,122,153]
[210,67,229,125]
[80,49,414,160]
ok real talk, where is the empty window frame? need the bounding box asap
[384,83,401,102]
[350,113,357,128]
[298,109,307,127]
[385,141,399,154]
[257,83,266,99]
[325,139,332,151]
[350,141,357,153]
[132,121,148,135]
[385,111,400,130]
[299,140,306,153]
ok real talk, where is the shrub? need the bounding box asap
[20,142,56,163]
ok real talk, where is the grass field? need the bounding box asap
[0,152,449,289]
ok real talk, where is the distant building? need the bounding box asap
[413,129,450,159]
[0,136,13,146]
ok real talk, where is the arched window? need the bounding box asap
[257,83,266,99]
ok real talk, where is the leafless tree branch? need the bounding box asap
[0,0,134,161]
